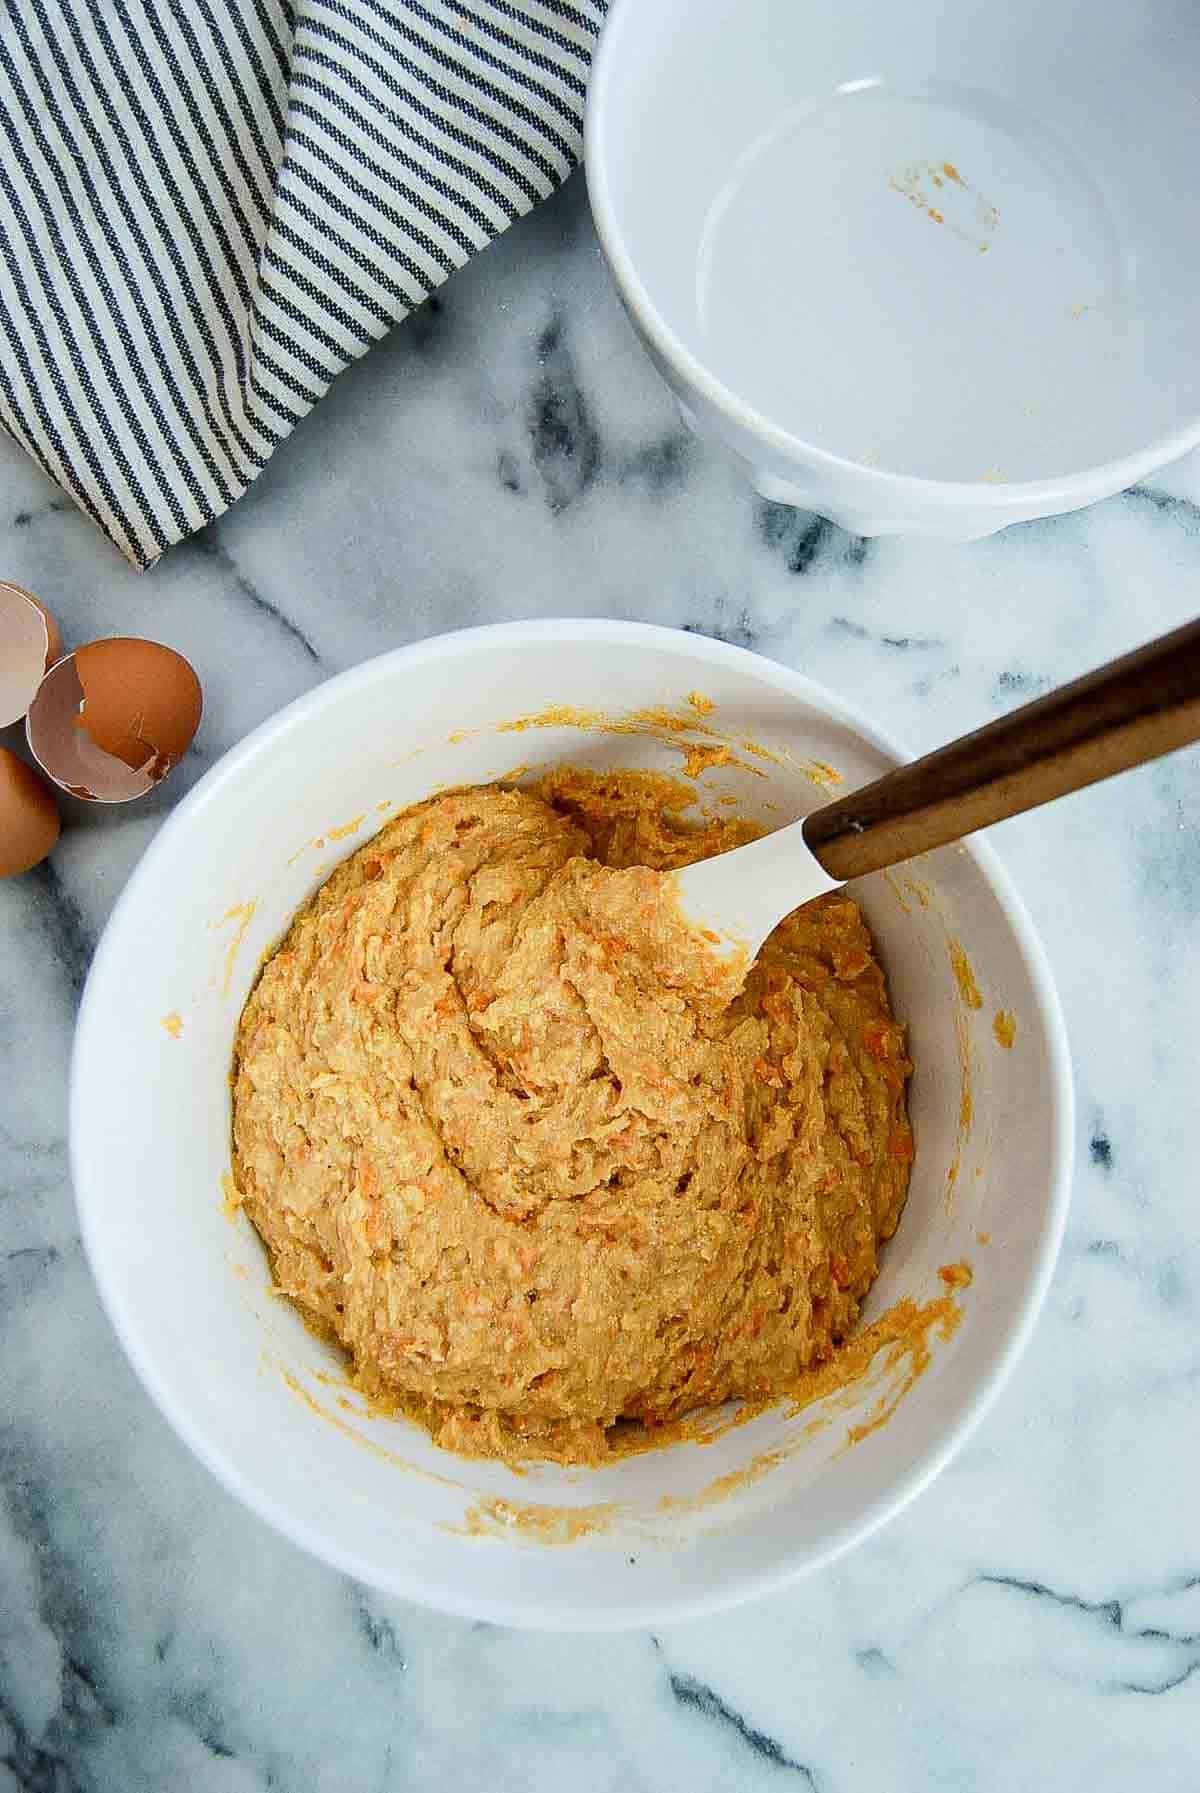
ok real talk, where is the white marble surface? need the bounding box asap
[2,171,1199,1790]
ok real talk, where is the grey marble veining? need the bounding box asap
[2,171,1199,1792]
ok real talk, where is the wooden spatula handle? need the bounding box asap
[803,616,1200,882]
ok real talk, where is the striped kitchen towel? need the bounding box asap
[0,0,605,567]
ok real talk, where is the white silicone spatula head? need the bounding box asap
[672,823,843,967]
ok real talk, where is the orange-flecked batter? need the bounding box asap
[232,770,913,1464]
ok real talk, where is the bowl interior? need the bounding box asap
[72,625,1070,1626]
[590,0,1200,483]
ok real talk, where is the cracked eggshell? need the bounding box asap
[0,748,60,876]
[26,638,202,804]
[0,582,61,727]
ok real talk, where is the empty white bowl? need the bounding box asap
[585,0,1200,538]
[71,622,1072,1628]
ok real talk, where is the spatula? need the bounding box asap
[672,617,1200,964]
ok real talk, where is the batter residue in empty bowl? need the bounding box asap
[230,770,913,1465]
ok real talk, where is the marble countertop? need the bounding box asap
[2,171,1198,1791]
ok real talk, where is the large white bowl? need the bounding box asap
[585,0,1200,538]
[71,622,1071,1629]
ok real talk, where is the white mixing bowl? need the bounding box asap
[71,622,1071,1628]
[586,0,1200,538]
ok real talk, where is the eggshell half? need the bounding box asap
[26,639,202,803]
[27,655,155,802]
[0,582,61,727]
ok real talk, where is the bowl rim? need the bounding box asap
[70,619,1074,1629]
[584,0,1200,513]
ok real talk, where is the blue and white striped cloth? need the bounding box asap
[0,0,604,567]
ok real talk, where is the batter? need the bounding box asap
[231,770,913,1464]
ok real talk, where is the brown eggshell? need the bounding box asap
[0,747,60,876]
[27,655,151,801]
[0,582,61,727]
[73,637,202,781]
